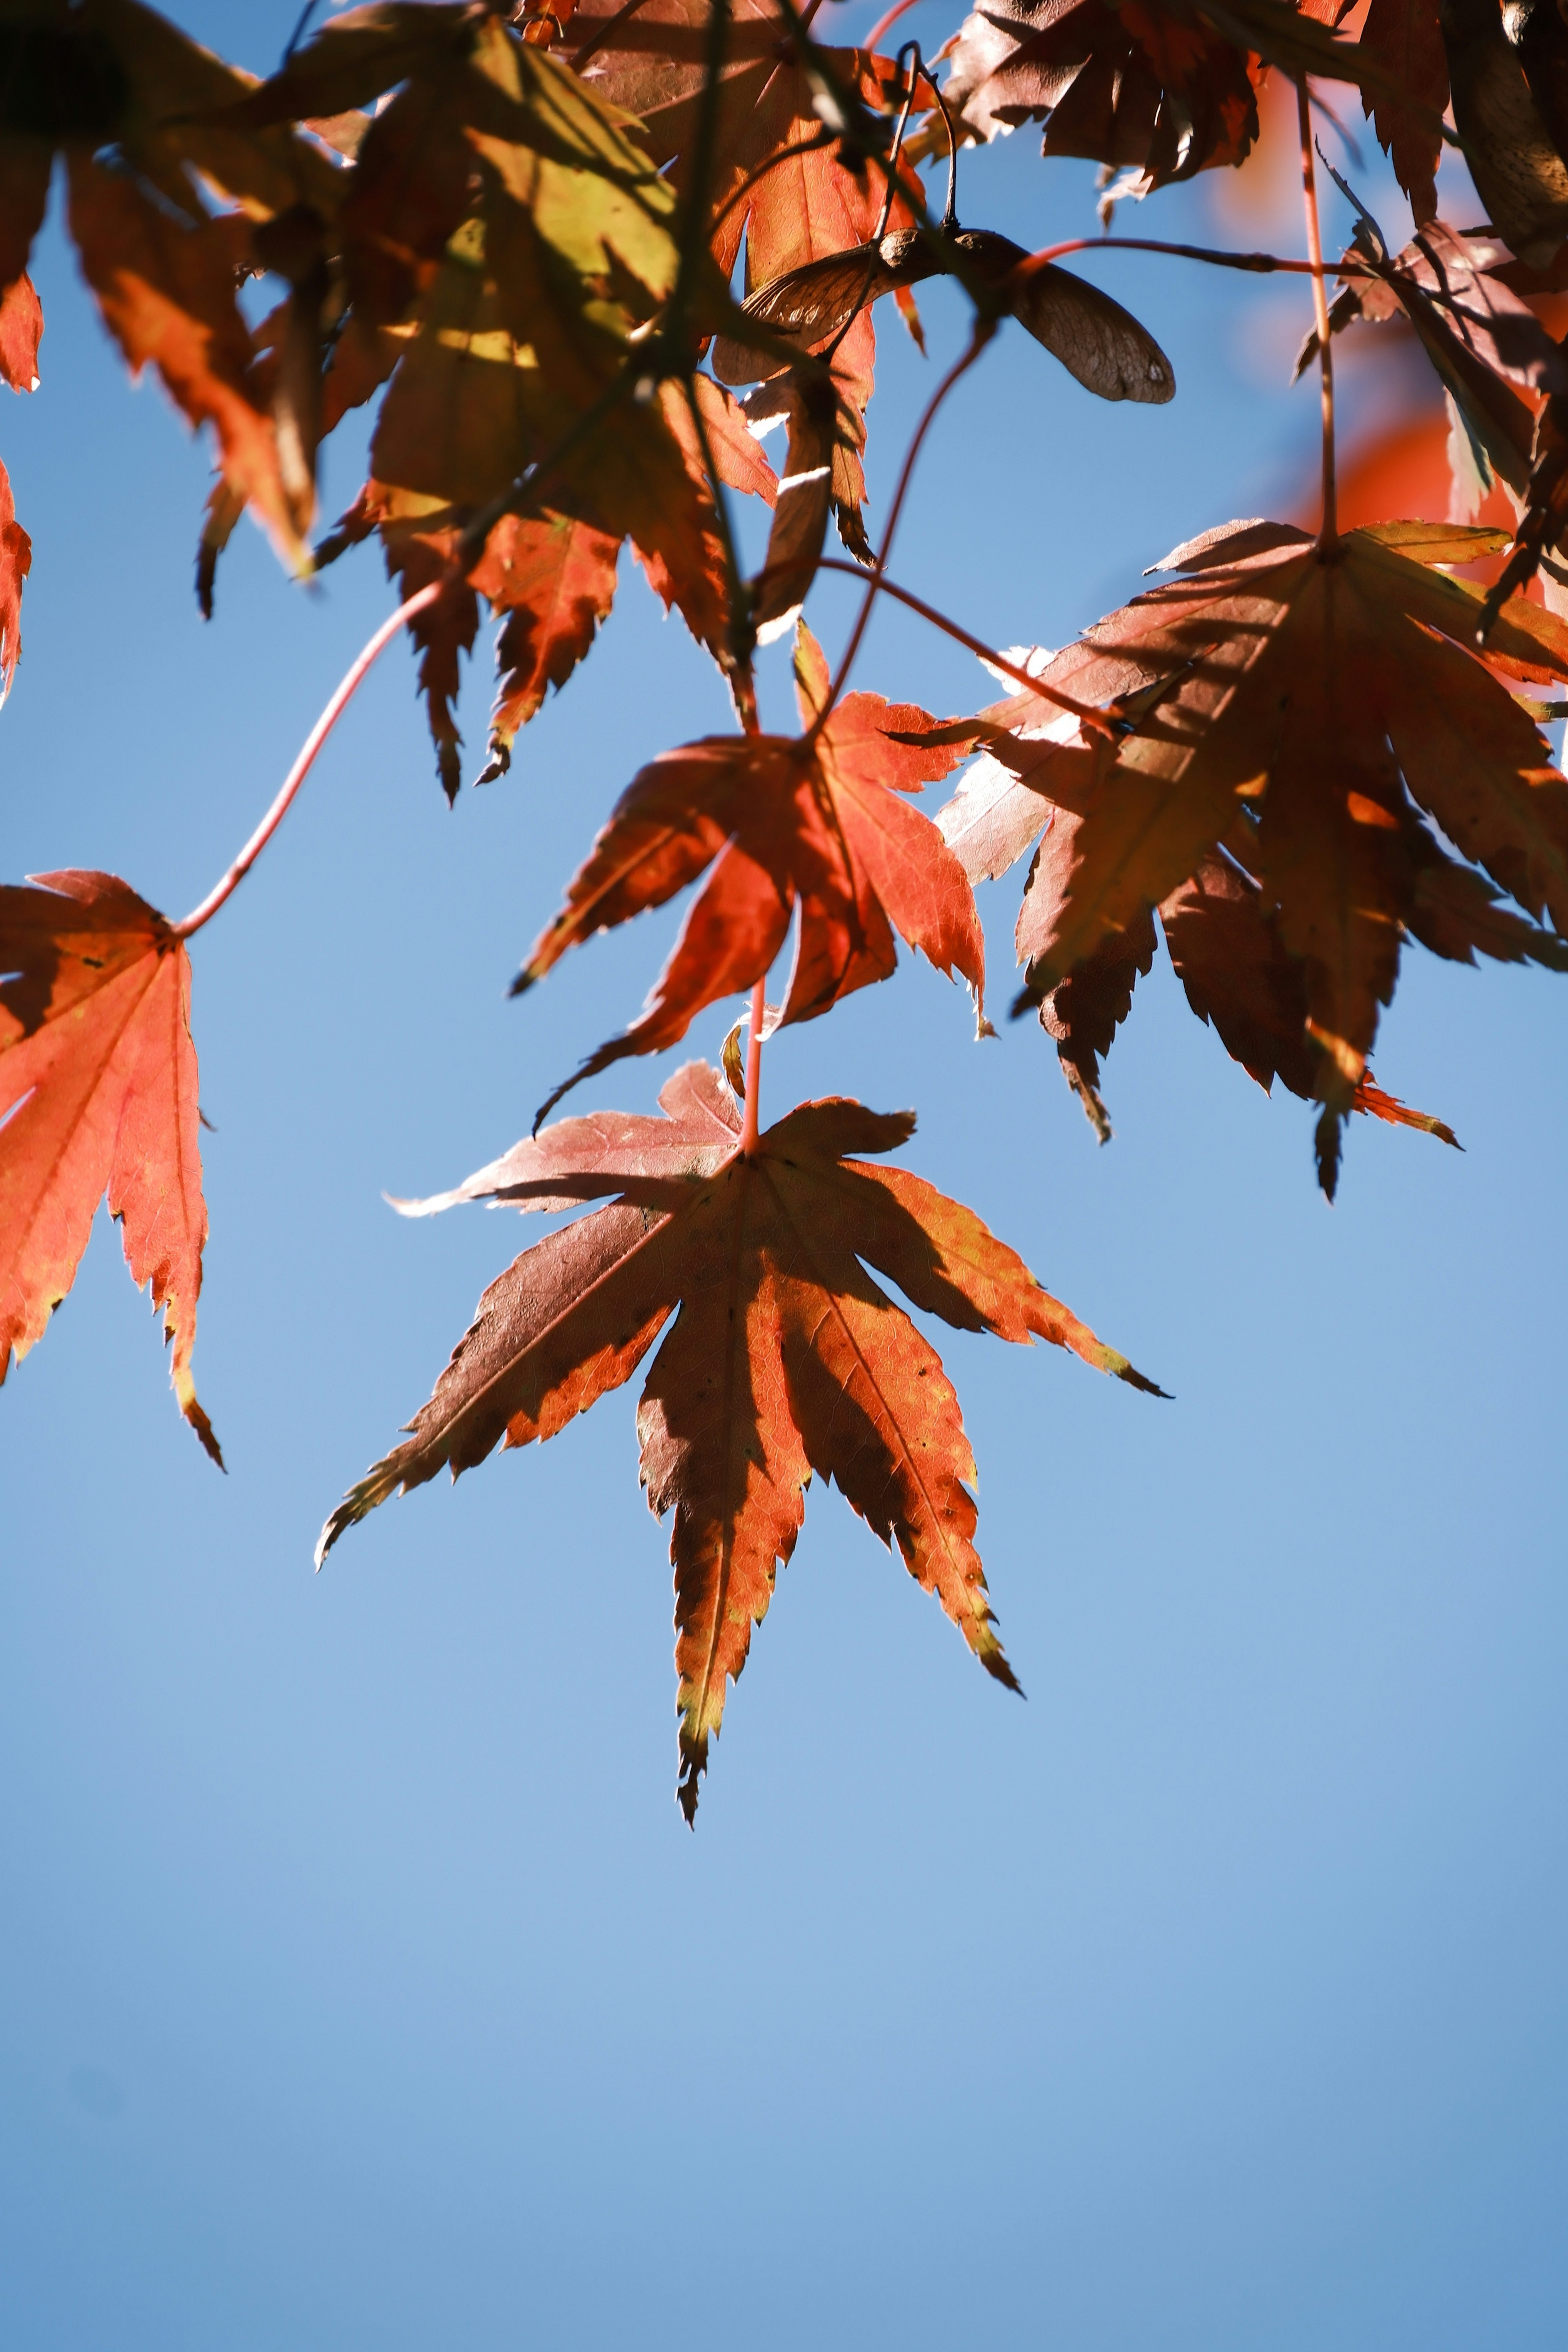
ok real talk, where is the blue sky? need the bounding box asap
[1,7,1564,2346]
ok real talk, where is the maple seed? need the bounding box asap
[318,1063,1165,1820]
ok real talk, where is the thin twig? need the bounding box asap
[569,0,656,72]
[1006,235,1379,289]
[670,0,735,332]
[866,0,926,49]
[1297,81,1338,548]
[823,40,924,365]
[174,584,444,939]
[816,559,1116,734]
[820,321,994,721]
[282,0,320,64]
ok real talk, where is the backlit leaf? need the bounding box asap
[519,622,987,1113]
[319,1060,1163,1816]
[0,870,218,1459]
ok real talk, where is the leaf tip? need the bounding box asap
[183,1394,225,1469]
[174,1366,223,1468]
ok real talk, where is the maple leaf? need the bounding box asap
[1296,208,1564,505]
[0,255,36,704]
[519,621,987,1116]
[0,0,343,564]
[703,42,926,555]
[561,0,791,175]
[294,11,782,787]
[0,870,219,1461]
[1359,0,1448,222]
[0,453,28,705]
[938,525,1568,1186]
[1479,393,1568,628]
[317,1059,1164,1818]
[67,156,312,564]
[561,1,927,552]
[0,268,42,392]
[931,0,1260,195]
[748,365,861,639]
[937,684,1478,1146]
[925,0,1429,201]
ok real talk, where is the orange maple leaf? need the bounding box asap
[318,1060,1163,1817]
[0,2,341,566]
[519,622,987,1116]
[0,455,29,704]
[0,871,219,1462]
[984,519,1568,1183]
[0,270,42,393]
[281,7,782,788]
[937,531,1568,1177]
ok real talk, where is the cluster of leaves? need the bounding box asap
[4,0,1568,1813]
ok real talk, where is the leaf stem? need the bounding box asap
[740,976,766,1154]
[815,558,1116,734]
[1007,235,1377,287]
[1297,82,1338,548]
[823,40,925,367]
[820,320,994,721]
[866,0,926,50]
[568,0,655,71]
[172,582,443,939]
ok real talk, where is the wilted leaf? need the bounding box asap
[0,870,218,1459]
[318,1059,1163,1816]
[0,268,42,391]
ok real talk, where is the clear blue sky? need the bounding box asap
[2,8,1564,2346]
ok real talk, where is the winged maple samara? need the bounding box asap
[317,1060,1164,1819]
[713,224,1176,407]
[961,518,1568,1187]
[519,623,988,1122]
[0,871,220,1461]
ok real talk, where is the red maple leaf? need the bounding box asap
[519,623,987,1116]
[319,1060,1163,1817]
[0,871,220,1460]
